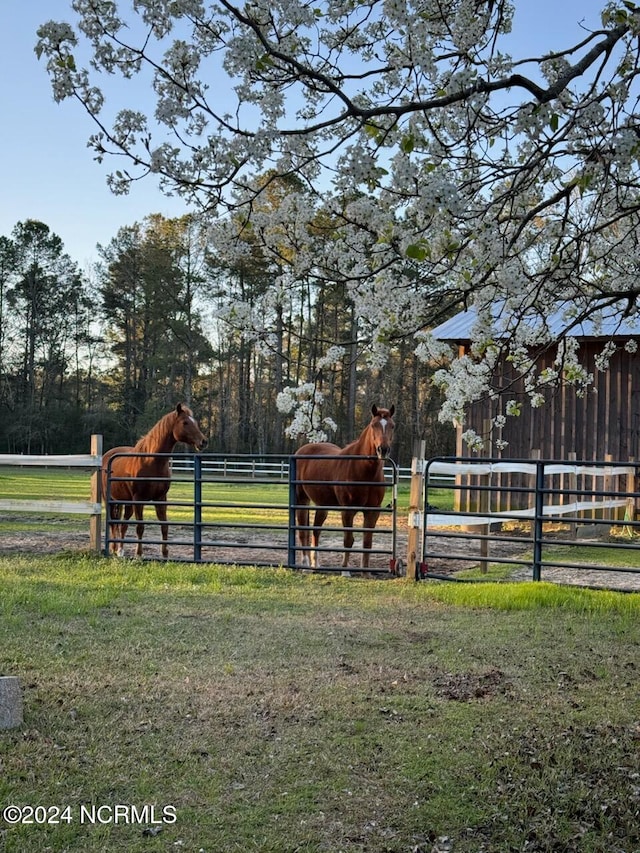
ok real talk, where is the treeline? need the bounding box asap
[0,216,454,464]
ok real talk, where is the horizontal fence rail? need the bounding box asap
[411,456,640,586]
[171,455,442,487]
[0,437,103,551]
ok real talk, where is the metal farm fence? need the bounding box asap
[104,452,401,574]
[413,456,640,585]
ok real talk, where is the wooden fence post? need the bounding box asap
[479,472,489,572]
[529,449,541,535]
[568,451,577,540]
[406,440,426,581]
[602,453,614,539]
[89,434,103,553]
[624,457,636,537]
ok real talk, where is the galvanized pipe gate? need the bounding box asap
[104,452,402,574]
[104,452,639,584]
[413,456,640,584]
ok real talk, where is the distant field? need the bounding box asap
[0,465,453,527]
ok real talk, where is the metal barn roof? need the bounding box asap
[431,301,640,341]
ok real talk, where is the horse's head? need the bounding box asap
[173,403,208,451]
[370,404,396,459]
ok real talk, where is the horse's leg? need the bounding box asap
[119,504,134,558]
[361,509,381,569]
[340,509,356,572]
[133,503,145,559]
[155,502,169,559]
[311,508,328,568]
[109,503,123,557]
[295,497,311,568]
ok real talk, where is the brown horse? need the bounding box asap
[294,404,396,571]
[102,403,207,558]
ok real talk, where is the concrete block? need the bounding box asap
[0,677,23,729]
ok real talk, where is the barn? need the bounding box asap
[431,303,640,463]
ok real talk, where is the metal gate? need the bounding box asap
[416,456,640,585]
[288,454,402,575]
[104,452,401,573]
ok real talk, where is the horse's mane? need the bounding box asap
[133,409,180,453]
[341,433,367,455]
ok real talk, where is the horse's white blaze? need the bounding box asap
[379,418,387,432]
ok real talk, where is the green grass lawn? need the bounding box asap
[0,555,639,852]
[0,465,452,504]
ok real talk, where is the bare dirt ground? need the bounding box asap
[2,515,639,591]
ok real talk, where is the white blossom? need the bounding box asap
[461,429,485,453]
[594,340,617,371]
[34,1,640,444]
[317,346,346,369]
[276,385,335,442]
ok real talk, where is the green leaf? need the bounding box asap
[255,54,274,72]
[400,134,415,154]
[575,173,593,196]
[549,113,559,132]
[406,242,430,261]
[364,123,381,141]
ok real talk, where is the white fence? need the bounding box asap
[171,455,433,485]
[420,459,634,528]
[0,437,103,551]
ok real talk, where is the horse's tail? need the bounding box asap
[101,448,114,507]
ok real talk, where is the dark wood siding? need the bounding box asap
[462,341,639,462]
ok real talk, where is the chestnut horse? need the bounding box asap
[102,403,207,558]
[294,404,396,571]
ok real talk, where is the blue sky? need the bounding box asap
[1,0,607,270]
[0,0,189,270]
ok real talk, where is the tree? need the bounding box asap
[3,221,93,452]
[36,1,640,440]
[97,215,213,440]
[0,236,17,412]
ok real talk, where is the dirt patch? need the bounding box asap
[432,667,510,702]
[2,518,639,591]
[0,526,92,555]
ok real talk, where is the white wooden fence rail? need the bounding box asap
[0,436,103,551]
[171,457,430,484]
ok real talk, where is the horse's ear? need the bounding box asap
[176,403,184,414]
[389,404,395,417]
[371,404,379,417]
